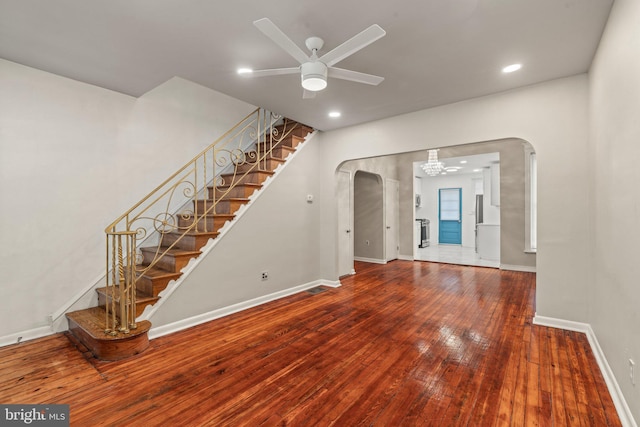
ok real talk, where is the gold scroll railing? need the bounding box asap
[103,108,305,335]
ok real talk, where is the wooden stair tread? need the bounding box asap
[96,286,158,303]
[137,265,183,279]
[180,212,235,219]
[234,167,273,172]
[66,307,151,360]
[272,123,313,134]
[257,146,296,158]
[208,183,262,200]
[215,183,262,190]
[166,230,219,237]
[253,154,287,162]
[197,197,250,206]
[244,155,288,166]
[258,144,295,151]
[216,197,250,202]
[211,213,235,218]
[66,307,151,341]
[216,169,274,187]
[220,170,274,177]
[195,198,250,215]
[237,158,286,171]
[161,229,219,251]
[140,246,201,257]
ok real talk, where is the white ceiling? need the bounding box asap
[0,0,612,131]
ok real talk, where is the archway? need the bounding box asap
[337,138,536,273]
[353,171,384,263]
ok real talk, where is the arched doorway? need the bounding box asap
[353,171,384,263]
[337,138,536,273]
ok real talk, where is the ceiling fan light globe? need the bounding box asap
[302,77,327,91]
[301,61,328,91]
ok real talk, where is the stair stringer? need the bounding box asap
[137,129,319,323]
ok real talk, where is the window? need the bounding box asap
[440,188,461,221]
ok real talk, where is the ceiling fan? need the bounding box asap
[239,18,386,98]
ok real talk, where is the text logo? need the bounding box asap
[0,405,69,426]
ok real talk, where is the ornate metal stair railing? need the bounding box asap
[103,108,304,335]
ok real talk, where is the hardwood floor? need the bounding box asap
[0,261,621,426]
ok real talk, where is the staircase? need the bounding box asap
[66,110,312,360]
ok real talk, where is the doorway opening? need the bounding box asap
[414,152,501,268]
[353,171,384,264]
[337,138,536,274]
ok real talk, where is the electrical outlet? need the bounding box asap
[261,271,269,281]
[630,359,635,386]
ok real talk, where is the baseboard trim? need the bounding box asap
[398,254,414,261]
[500,263,537,273]
[533,314,637,427]
[339,269,357,278]
[321,279,342,288]
[0,325,52,348]
[149,279,341,340]
[532,314,589,333]
[354,257,387,265]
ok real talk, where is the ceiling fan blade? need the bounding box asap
[253,18,309,64]
[241,67,299,78]
[328,67,384,86]
[302,89,316,99]
[319,24,386,67]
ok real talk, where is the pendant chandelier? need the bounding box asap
[421,149,444,176]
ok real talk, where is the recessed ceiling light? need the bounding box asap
[237,68,253,75]
[473,169,481,172]
[502,63,522,73]
[460,160,467,164]
[328,111,341,118]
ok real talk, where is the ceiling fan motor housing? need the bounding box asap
[305,36,324,52]
[301,61,328,91]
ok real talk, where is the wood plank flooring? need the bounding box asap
[0,261,621,426]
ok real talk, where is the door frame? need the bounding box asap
[384,178,400,262]
[337,170,355,277]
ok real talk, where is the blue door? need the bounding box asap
[439,188,462,244]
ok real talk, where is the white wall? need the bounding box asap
[481,168,501,225]
[0,59,255,341]
[589,0,640,421]
[317,74,590,323]
[416,172,481,248]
